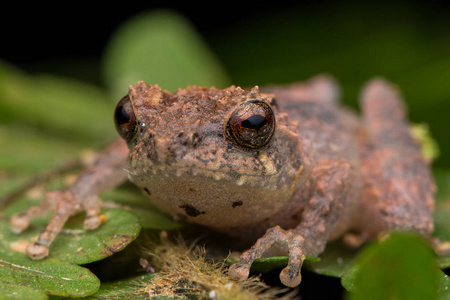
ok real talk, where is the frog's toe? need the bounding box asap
[308,74,341,105]
[10,213,31,234]
[83,199,103,230]
[27,242,49,260]
[280,235,306,287]
[228,262,251,281]
[228,226,309,287]
[280,265,302,287]
[431,238,450,257]
[84,215,102,230]
[10,194,55,234]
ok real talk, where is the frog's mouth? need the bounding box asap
[127,161,284,191]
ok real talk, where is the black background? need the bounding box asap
[3,0,450,67]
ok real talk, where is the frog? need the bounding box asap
[10,75,440,287]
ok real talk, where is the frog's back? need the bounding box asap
[263,76,361,166]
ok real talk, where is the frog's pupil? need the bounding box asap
[242,115,267,130]
[115,105,131,125]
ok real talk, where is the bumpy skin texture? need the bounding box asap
[11,76,436,287]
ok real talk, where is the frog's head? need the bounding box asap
[114,81,310,228]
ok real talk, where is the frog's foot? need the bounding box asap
[342,231,371,249]
[10,190,102,260]
[430,237,450,257]
[228,226,306,287]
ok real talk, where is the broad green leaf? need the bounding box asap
[50,209,141,264]
[0,249,100,297]
[0,282,48,300]
[0,61,116,145]
[102,10,231,97]
[343,232,440,300]
[343,268,450,300]
[0,206,141,265]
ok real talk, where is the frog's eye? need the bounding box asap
[226,100,275,151]
[114,95,136,141]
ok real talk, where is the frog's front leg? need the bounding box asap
[229,160,354,287]
[10,139,129,260]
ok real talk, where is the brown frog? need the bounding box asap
[10,76,439,287]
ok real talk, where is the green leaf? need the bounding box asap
[343,232,440,300]
[0,249,100,297]
[340,264,359,292]
[0,282,48,300]
[0,207,141,265]
[344,268,450,300]
[438,272,450,300]
[102,10,231,97]
[247,256,291,273]
[0,61,116,145]
[0,125,85,174]
[51,209,141,264]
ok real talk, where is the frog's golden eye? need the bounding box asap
[226,100,275,151]
[114,95,136,141]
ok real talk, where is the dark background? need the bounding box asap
[3,2,310,69]
[3,1,449,75]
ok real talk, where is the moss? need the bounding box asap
[140,233,296,299]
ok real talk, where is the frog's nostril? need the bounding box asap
[175,131,202,148]
[189,132,202,148]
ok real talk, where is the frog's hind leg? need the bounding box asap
[358,78,435,238]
